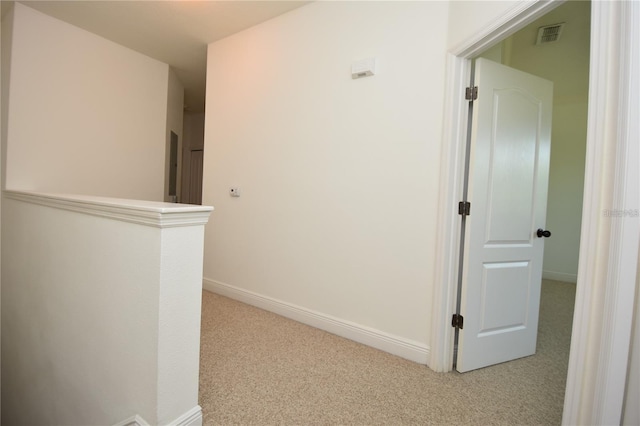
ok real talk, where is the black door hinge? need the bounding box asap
[458,201,471,216]
[465,86,478,101]
[452,313,464,329]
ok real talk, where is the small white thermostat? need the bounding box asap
[351,57,376,79]
[229,187,240,197]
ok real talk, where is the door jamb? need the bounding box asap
[430,1,639,425]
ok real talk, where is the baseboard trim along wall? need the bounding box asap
[112,406,201,426]
[112,415,150,426]
[203,278,430,365]
[169,405,202,426]
[543,270,578,283]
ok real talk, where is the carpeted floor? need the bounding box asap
[199,279,575,425]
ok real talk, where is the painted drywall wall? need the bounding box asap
[448,0,522,50]
[2,196,159,424]
[1,192,210,425]
[479,42,503,63]
[4,3,169,201]
[542,101,587,281]
[165,68,184,202]
[203,1,448,356]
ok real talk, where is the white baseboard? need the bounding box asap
[113,415,150,426]
[169,406,202,426]
[113,406,201,426]
[543,270,577,283]
[203,278,430,365]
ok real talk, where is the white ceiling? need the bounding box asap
[4,1,311,113]
[3,1,588,113]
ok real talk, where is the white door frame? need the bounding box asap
[430,1,639,425]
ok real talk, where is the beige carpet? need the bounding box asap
[199,279,575,425]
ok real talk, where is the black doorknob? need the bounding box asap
[537,228,551,238]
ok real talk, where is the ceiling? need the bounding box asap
[3,1,589,113]
[2,1,311,113]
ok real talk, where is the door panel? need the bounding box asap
[487,90,539,242]
[456,58,553,372]
[480,261,531,334]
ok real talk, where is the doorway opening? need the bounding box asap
[168,131,179,202]
[453,0,590,372]
[180,112,206,205]
[432,0,638,423]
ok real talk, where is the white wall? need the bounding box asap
[448,0,522,50]
[2,195,158,424]
[1,192,211,425]
[542,101,587,281]
[4,3,169,201]
[1,4,207,423]
[165,68,184,202]
[203,1,448,357]
[479,42,503,63]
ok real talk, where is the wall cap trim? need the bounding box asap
[3,190,213,228]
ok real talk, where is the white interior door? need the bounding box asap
[456,58,553,372]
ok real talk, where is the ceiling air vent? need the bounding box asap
[536,23,565,45]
